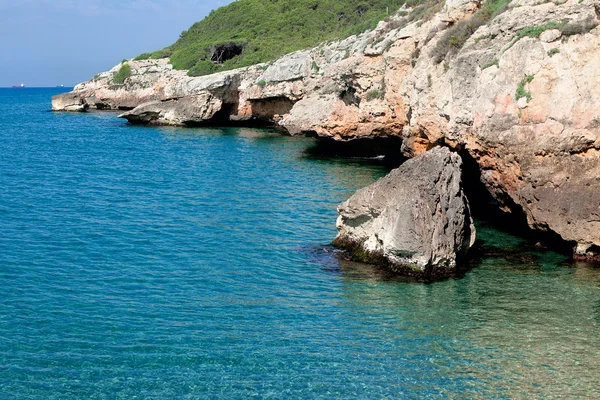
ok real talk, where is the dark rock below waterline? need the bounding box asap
[333,147,476,280]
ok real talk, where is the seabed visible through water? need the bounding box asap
[0,88,598,398]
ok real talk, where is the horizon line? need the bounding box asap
[0,86,74,88]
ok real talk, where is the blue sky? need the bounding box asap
[0,0,233,87]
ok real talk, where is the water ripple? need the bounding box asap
[0,89,599,398]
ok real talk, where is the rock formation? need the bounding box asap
[333,147,476,279]
[119,94,223,126]
[52,0,600,260]
[50,92,88,112]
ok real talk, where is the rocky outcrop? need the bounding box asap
[118,93,223,126]
[440,1,600,257]
[51,92,88,112]
[52,0,600,260]
[334,147,476,278]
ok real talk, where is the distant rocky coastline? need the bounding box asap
[53,0,600,278]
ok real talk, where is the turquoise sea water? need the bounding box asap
[1,88,600,399]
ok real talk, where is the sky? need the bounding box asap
[0,0,233,87]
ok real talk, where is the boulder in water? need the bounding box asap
[333,147,476,279]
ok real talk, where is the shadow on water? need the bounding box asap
[306,220,584,286]
[140,125,286,139]
[297,140,594,284]
[304,245,475,283]
[307,245,416,282]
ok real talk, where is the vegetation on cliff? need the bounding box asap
[113,63,132,84]
[135,0,407,76]
[431,0,511,63]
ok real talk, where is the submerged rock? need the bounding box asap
[333,147,476,279]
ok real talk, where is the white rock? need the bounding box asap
[540,29,562,43]
[334,147,476,278]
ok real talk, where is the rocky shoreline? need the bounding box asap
[53,0,600,278]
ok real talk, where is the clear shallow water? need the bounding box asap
[1,88,599,399]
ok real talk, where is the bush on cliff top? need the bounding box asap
[136,0,409,76]
[113,63,132,84]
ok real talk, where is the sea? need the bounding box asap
[0,88,599,399]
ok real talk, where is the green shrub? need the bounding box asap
[188,60,221,77]
[150,49,173,59]
[431,0,511,64]
[513,17,598,45]
[134,53,152,61]
[134,49,173,61]
[407,0,445,24]
[560,16,598,36]
[547,47,560,57]
[257,80,267,87]
[113,63,132,84]
[474,33,494,43]
[482,58,499,70]
[366,89,384,101]
[516,74,534,102]
[514,21,564,40]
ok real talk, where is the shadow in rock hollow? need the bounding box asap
[303,136,405,170]
[458,148,573,257]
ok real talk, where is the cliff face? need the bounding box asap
[53,0,600,258]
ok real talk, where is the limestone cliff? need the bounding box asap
[53,0,600,259]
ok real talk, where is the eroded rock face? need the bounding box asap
[441,2,600,257]
[118,93,223,126]
[52,0,600,259]
[334,147,476,279]
[51,92,88,112]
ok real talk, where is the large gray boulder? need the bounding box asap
[333,147,476,279]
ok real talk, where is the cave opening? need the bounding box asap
[249,97,295,120]
[339,87,361,107]
[304,136,405,169]
[578,245,600,262]
[183,103,280,128]
[458,148,573,256]
[210,43,245,64]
